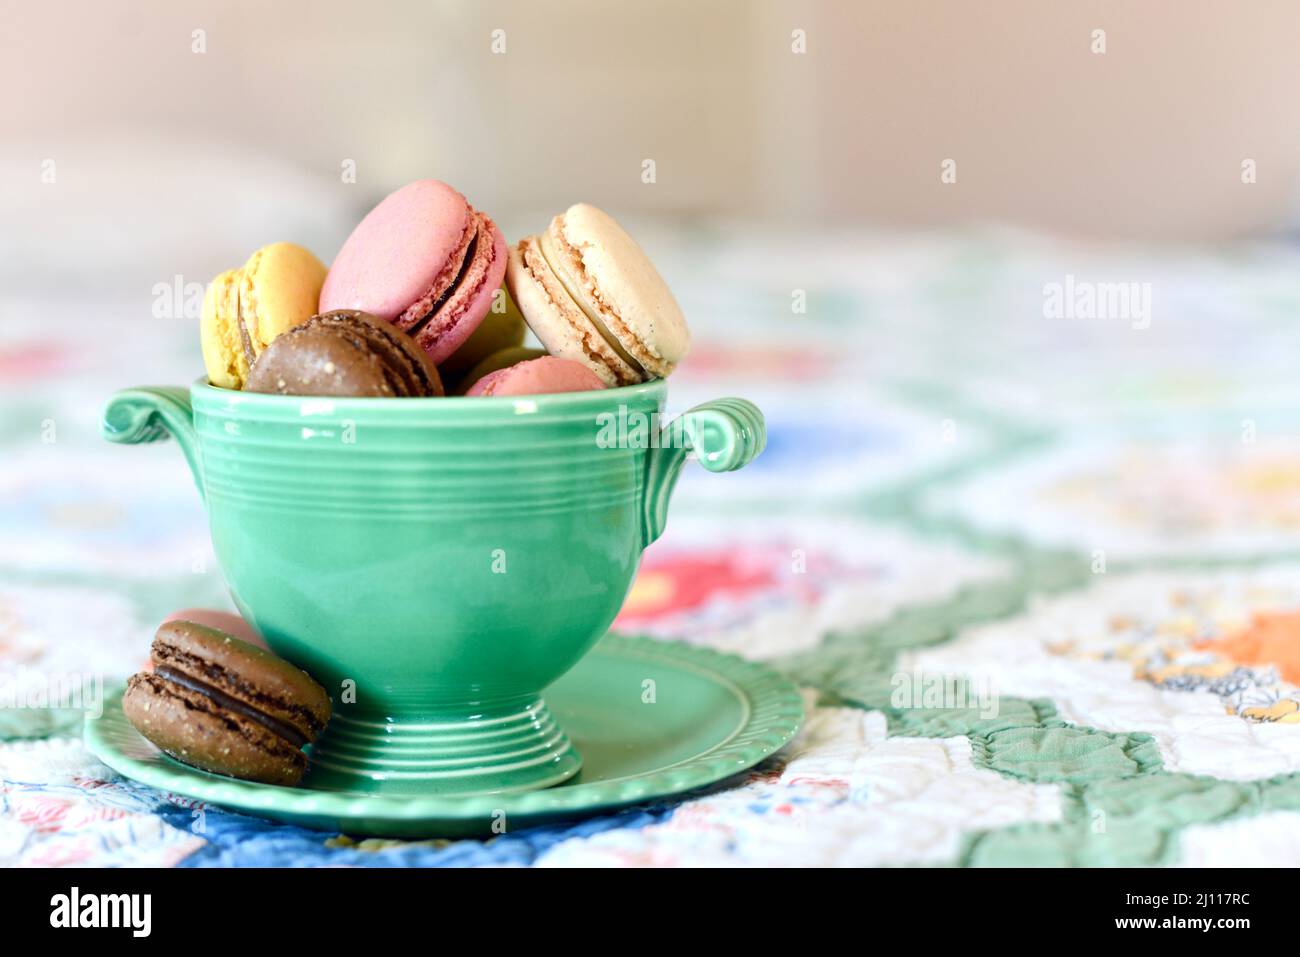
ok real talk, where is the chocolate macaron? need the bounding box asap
[123,620,332,786]
[245,310,444,397]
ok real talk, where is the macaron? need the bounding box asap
[123,620,332,787]
[456,345,545,395]
[201,242,328,390]
[505,203,689,386]
[245,310,444,397]
[319,180,507,365]
[466,355,607,397]
[438,285,526,383]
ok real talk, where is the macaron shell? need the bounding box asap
[553,203,689,376]
[123,672,307,786]
[163,608,266,649]
[247,326,400,397]
[319,179,473,323]
[505,241,640,386]
[200,269,245,389]
[456,345,546,395]
[245,310,444,398]
[409,216,507,364]
[466,355,607,397]
[241,242,327,350]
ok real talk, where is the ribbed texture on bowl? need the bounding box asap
[307,700,581,793]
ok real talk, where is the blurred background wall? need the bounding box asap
[4,0,1300,299]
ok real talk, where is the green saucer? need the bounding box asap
[85,635,804,838]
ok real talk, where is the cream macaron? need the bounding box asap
[505,203,689,385]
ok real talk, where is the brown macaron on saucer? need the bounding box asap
[123,620,332,787]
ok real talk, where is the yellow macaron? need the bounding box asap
[438,285,527,383]
[200,242,328,389]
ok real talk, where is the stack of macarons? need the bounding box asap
[200,180,690,399]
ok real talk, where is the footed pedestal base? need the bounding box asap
[304,699,581,796]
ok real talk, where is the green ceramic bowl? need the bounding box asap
[101,380,764,797]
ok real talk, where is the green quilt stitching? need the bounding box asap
[777,571,1300,866]
[776,377,1300,864]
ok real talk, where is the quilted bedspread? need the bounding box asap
[6,225,1300,866]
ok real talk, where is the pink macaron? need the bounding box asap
[319,180,507,365]
[466,356,607,397]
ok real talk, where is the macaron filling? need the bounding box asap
[154,666,309,748]
[536,229,648,379]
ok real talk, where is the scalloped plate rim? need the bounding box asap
[84,634,804,833]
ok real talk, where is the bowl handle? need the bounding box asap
[101,386,204,502]
[642,397,765,547]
